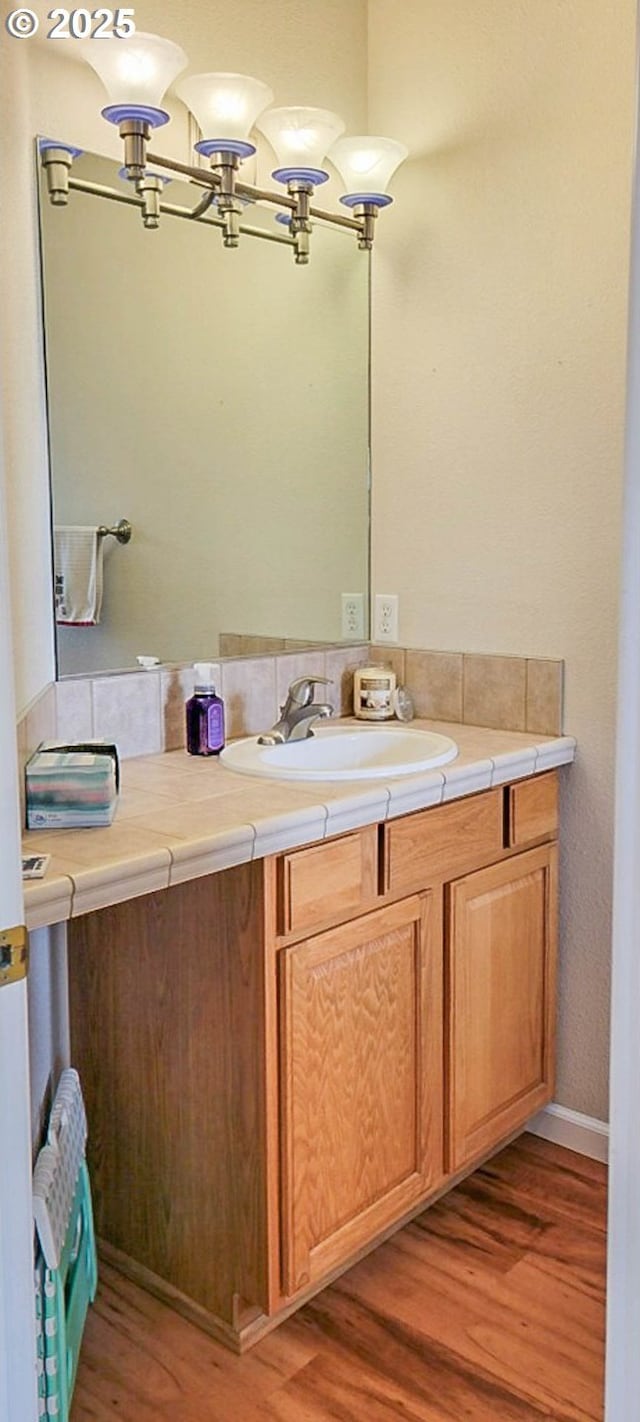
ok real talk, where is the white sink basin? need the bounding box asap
[220,725,458,782]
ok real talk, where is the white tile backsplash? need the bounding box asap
[55,679,93,742]
[275,650,328,709]
[222,657,277,738]
[92,672,162,758]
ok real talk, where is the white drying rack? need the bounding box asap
[33,1068,98,1421]
[33,1068,88,1269]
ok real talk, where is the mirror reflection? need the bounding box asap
[38,148,370,676]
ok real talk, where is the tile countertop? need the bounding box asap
[22,719,576,930]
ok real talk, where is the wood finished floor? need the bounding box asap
[71,1134,607,1422]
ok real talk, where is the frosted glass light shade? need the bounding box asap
[81,31,187,117]
[256,107,345,182]
[329,136,408,200]
[177,73,273,146]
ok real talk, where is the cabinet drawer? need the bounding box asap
[277,826,378,937]
[508,772,558,848]
[382,789,503,895]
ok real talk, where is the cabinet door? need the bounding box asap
[279,893,443,1298]
[447,844,557,1172]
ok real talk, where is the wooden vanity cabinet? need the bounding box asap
[445,844,557,1173]
[67,772,559,1353]
[67,865,273,1347]
[279,892,443,1298]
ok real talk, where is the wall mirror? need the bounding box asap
[38,147,370,677]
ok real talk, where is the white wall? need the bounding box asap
[368,0,635,1119]
[0,42,55,713]
[0,354,39,1421]
[0,0,369,711]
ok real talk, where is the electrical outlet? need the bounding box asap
[341,592,365,640]
[374,593,399,643]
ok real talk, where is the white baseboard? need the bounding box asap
[527,1102,609,1163]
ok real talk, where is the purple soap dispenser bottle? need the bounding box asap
[186,663,225,756]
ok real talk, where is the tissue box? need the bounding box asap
[26,741,119,830]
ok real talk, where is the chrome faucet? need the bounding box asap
[258,675,334,745]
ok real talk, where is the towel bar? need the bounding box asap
[97,519,132,544]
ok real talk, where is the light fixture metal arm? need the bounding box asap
[189,189,218,220]
[40,146,75,206]
[146,149,222,190]
[43,146,376,253]
[62,176,295,246]
[119,116,152,179]
[146,149,367,244]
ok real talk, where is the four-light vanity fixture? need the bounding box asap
[39,30,408,263]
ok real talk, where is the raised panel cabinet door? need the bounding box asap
[446,844,558,1173]
[279,893,443,1298]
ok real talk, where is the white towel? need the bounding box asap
[54,526,104,626]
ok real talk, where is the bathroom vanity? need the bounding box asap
[61,759,560,1353]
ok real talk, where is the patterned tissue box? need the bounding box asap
[25,741,119,829]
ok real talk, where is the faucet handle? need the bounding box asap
[287,675,333,708]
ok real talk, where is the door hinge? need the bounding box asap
[0,925,28,987]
